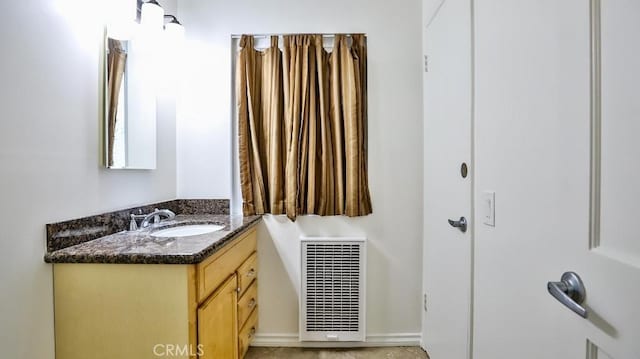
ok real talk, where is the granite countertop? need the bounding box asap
[44,214,261,264]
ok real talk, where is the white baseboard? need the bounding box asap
[251,333,422,348]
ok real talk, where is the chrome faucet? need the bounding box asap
[137,208,176,229]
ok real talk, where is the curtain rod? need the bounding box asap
[230,33,366,39]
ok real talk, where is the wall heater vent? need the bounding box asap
[300,237,366,342]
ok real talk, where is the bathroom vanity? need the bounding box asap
[45,201,260,359]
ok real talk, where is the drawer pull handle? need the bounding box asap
[248,299,256,308]
[247,269,256,278]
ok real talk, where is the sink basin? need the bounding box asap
[151,224,225,238]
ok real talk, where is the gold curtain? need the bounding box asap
[106,39,127,167]
[237,34,372,220]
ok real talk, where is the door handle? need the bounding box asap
[547,271,588,318]
[447,217,467,232]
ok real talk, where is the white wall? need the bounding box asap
[472,1,593,357]
[0,0,177,357]
[177,0,424,343]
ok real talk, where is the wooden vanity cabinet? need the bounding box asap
[195,227,258,359]
[53,227,258,359]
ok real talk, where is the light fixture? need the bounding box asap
[107,0,138,40]
[141,0,164,31]
[164,15,185,40]
[162,14,185,78]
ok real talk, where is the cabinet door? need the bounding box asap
[198,274,238,359]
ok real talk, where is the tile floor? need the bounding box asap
[246,346,429,358]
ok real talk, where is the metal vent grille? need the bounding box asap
[301,238,366,342]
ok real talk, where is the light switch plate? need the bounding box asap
[483,191,495,226]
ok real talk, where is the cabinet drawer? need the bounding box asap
[237,252,257,296]
[238,281,257,327]
[197,228,257,304]
[238,308,258,359]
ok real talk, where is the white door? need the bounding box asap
[474,0,640,358]
[422,0,473,358]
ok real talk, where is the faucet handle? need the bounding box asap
[153,208,161,225]
[129,214,139,231]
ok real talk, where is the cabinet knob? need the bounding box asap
[248,299,256,308]
[236,287,242,293]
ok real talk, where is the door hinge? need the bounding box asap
[424,55,429,72]
[424,293,428,312]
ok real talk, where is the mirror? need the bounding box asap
[104,33,157,169]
